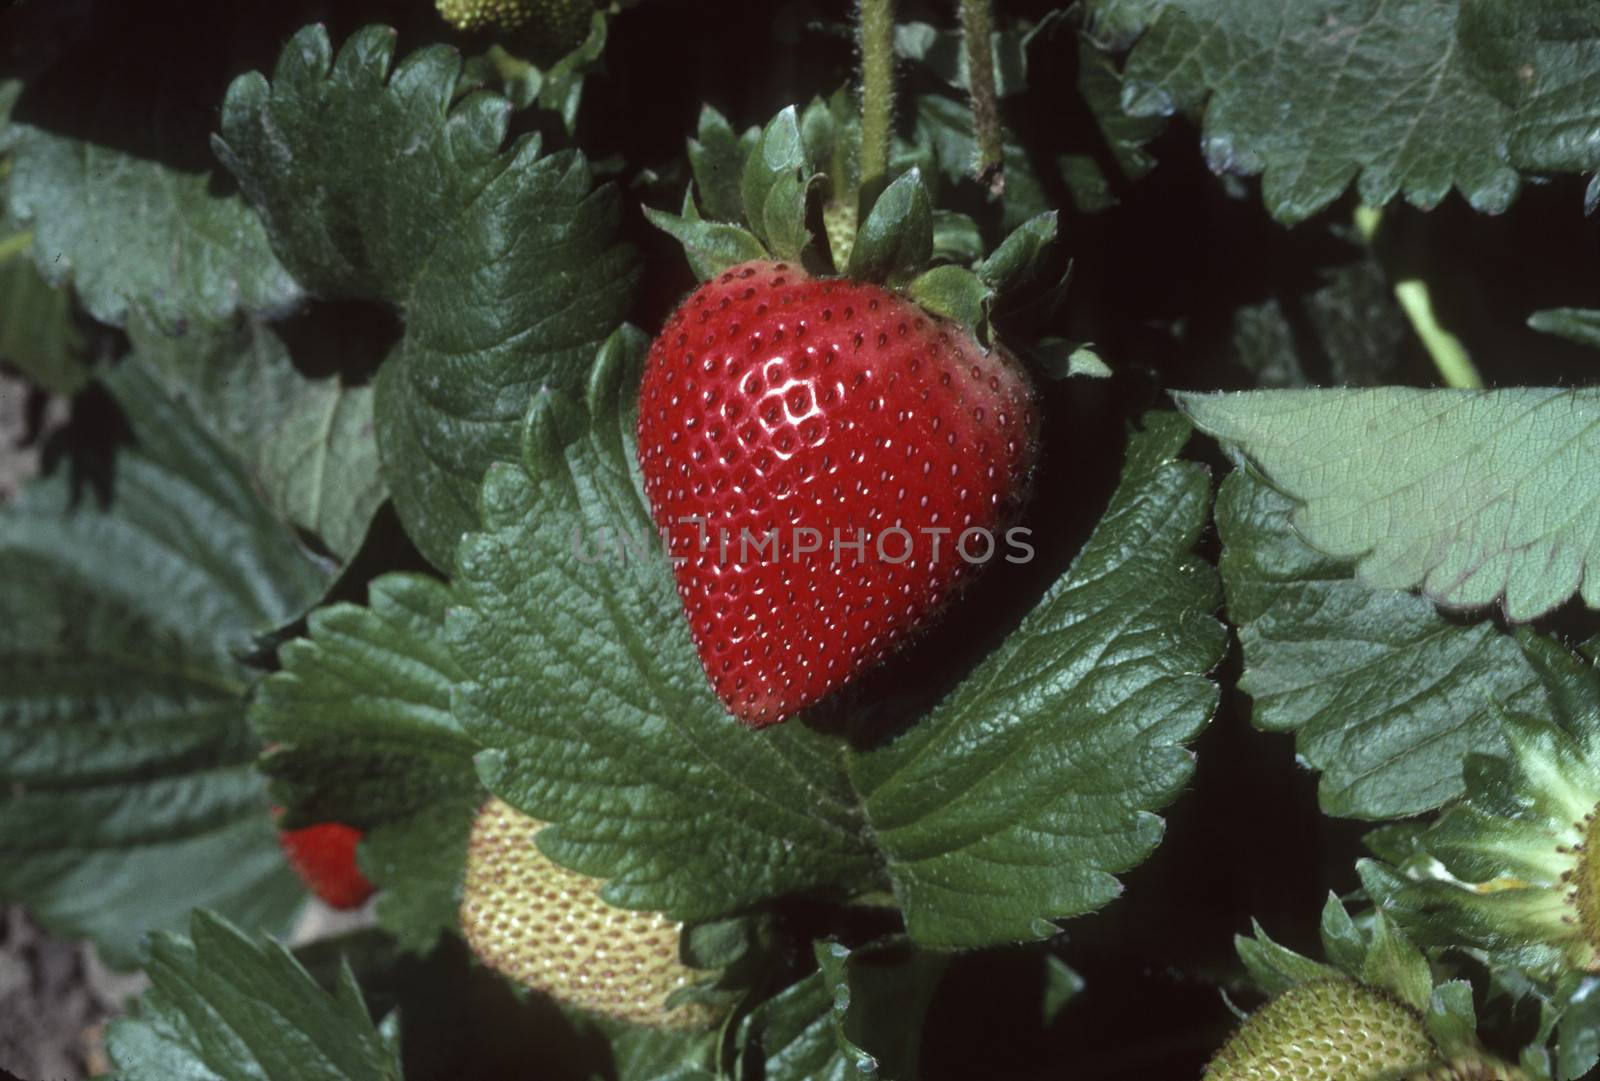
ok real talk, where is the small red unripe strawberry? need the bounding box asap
[638,260,1039,726]
[276,821,375,911]
[459,798,721,1030]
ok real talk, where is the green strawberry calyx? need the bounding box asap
[644,102,1068,357]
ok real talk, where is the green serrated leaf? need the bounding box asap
[1121,0,1523,224]
[3,134,299,332]
[0,362,330,966]
[215,25,638,570]
[129,316,384,564]
[847,168,934,285]
[1213,469,1553,817]
[451,324,1220,945]
[107,910,401,1081]
[849,412,1224,947]
[1181,387,1600,620]
[1459,0,1600,176]
[907,264,992,331]
[1529,308,1600,351]
[252,573,480,952]
[688,104,748,224]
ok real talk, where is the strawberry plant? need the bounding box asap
[3,0,1600,1078]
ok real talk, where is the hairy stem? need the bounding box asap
[857,0,896,216]
[1355,204,1483,390]
[959,0,1004,195]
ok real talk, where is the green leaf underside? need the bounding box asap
[449,327,1222,947]
[0,364,329,965]
[215,25,637,569]
[1119,0,1522,224]
[131,316,385,563]
[4,126,299,332]
[252,573,481,952]
[106,910,400,1081]
[1181,387,1600,621]
[1214,470,1554,818]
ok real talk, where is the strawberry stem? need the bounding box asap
[1354,205,1483,390]
[857,0,897,217]
[959,0,1004,196]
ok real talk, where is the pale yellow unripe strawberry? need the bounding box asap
[459,798,721,1030]
[1205,979,1439,1081]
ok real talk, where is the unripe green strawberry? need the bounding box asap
[436,0,594,51]
[459,798,720,1030]
[823,200,858,271]
[1205,979,1439,1081]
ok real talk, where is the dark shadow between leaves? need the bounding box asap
[36,379,131,512]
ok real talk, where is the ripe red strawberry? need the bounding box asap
[276,821,375,910]
[638,259,1039,726]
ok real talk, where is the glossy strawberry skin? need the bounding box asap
[277,822,375,910]
[638,260,1038,727]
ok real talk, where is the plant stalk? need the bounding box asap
[857,0,896,217]
[959,0,1004,195]
[1354,204,1483,390]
